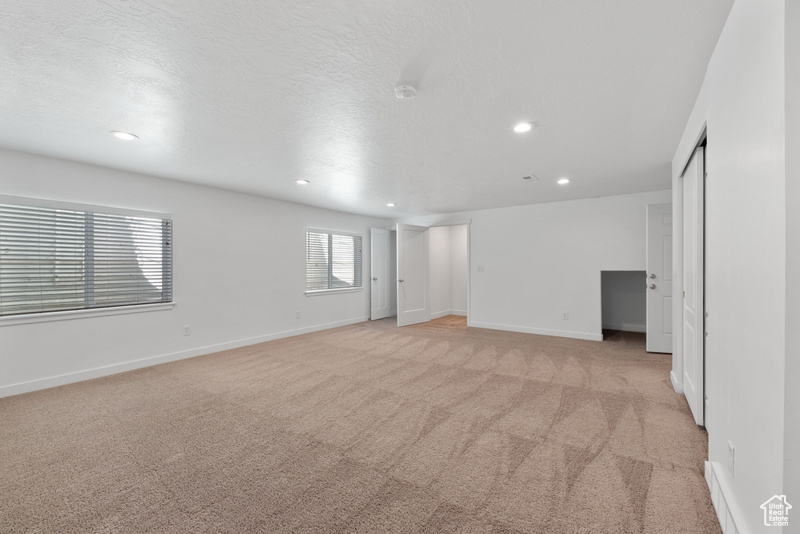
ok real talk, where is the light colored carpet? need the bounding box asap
[1,316,720,533]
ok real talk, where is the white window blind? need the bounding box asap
[306,229,362,291]
[0,199,172,316]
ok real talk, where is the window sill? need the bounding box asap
[305,287,363,297]
[0,302,176,327]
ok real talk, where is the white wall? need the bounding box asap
[0,148,391,397]
[404,190,670,341]
[673,1,787,531]
[601,271,646,332]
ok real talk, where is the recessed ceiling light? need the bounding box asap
[386,203,395,207]
[557,177,570,185]
[296,179,310,185]
[111,131,138,141]
[513,122,533,133]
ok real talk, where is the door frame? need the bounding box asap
[428,219,472,324]
[392,219,472,327]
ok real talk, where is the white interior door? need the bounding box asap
[396,223,429,327]
[370,228,391,320]
[646,203,673,353]
[682,147,705,426]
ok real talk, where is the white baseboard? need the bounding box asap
[0,316,369,399]
[705,461,747,534]
[466,321,603,342]
[601,322,646,333]
[670,370,684,393]
[430,309,468,319]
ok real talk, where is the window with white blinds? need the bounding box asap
[306,229,362,292]
[0,198,172,317]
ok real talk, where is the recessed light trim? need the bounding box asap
[386,203,396,207]
[513,122,533,133]
[111,131,138,141]
[557,177,570,185]
[296,179,310,185]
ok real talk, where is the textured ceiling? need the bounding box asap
[0,1,733,218]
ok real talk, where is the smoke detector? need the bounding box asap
[395,84,417,99]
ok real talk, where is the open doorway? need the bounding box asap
[369,228,397,320]
[383,222,469,326]
[601,270,647,336]
[428,224,468,320]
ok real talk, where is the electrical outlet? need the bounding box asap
[477,265,485,273]
[183,325,191,336]
[728,440,735,477]
[563,312,569,320]
[296,311,301,319]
